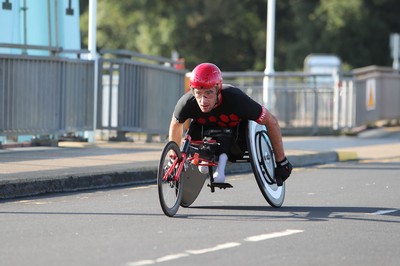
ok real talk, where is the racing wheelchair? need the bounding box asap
[157,120,285,217]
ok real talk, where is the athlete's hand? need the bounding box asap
[275,157,293,186]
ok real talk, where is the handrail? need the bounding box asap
[100,49,183,66]
[222,71,335,78]
[0,43,89,56]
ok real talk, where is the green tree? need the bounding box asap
[80,0,400,71]
[169,0,268,71]
[283,0,400,70]
[80,0,178,56]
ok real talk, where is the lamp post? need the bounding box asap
[390,33,399,70]
[88,0,98,142]
[263,0,276,109]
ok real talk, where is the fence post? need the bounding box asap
[333,72,340,130]
[312,75,319,135]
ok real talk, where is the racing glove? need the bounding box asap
[275,157,293,186]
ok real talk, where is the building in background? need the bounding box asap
[304,54,342,84]
[0,0,83,144]
[0,0,81,57]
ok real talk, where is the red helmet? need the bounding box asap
[190,63,222,90]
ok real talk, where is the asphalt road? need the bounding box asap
[1,158,399,266]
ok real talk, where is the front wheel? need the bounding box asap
[247,121,285,207]
[157,141,184,217]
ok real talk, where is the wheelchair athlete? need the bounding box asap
[169,63,292,186]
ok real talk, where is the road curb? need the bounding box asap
[0,151,344,200]
[336,151,359,161]
[288,151,339,167]
[0,168,157,200]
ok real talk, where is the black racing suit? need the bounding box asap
[173,84,268,161]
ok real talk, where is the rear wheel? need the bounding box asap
[247,121,285,207]
[157,141,183,217]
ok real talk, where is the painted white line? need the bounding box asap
[156,253,189,263]
[126,229,304,266]
[186,242,241,255]
[127,260,154,266]
[244,229,304,242]
[370,209,398,215]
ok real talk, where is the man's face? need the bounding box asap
[193,87,218,113]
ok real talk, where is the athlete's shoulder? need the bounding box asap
[176,91,199,108]
[177,91,195,104]
[174,91,198,122]
[221,84,246,96]
[221,83,261,109]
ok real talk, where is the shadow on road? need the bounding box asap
[183,205,400,223]
[0,205,398,223]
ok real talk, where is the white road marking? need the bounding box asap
[186,242,241,255]
[156,253,189,262]
[128,185,155,190]
[244,229,304,242]
[127,260,154,266]
[14,200,50,205]
[370,209,398,215]
[126,229,304,265]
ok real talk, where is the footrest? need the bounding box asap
[208,182,233,189]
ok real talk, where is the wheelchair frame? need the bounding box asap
[157,121,285,217]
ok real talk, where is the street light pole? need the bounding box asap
[88,0,98,142]
[265,0,275,74]
[392,33,399,70]
[88,0,97,60]
[263,0,276,108]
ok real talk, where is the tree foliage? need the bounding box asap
[80,0,400,71]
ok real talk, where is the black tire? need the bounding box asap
[157,141,184,217]
[247,121,285,207]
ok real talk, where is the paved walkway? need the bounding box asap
[1,127,399,199]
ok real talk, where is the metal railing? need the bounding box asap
[223,71,351,135]
[2,45,399,144]
[352,66,400,126]
[0,43,89,57]
[0,53,94,137]
[97,50,186,139]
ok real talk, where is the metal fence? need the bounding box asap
[1,48,399,144]
[97,50,186,139]
[0,54,94,137]
[223,71,352,135]
[352,66,400,126]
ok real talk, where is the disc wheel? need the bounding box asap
[180,164,208,208]
[157,141,184,217]
[247,121,285,207]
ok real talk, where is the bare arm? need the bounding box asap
[259,110,286,162]
[168,115,184,146]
